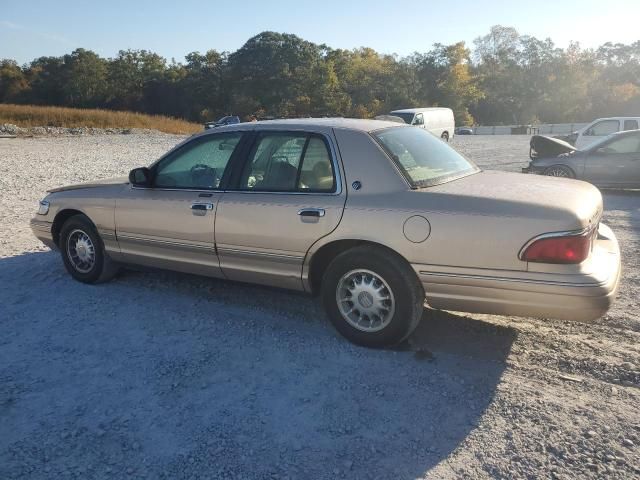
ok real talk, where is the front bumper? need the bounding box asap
[30,218,57,250]
[414,223,621,323]
[522,164,545,174]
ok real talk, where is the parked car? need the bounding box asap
[523,130,640,188]
[204,115,240,129]
[31,119,621,348]
[568,116,640,149]
[455,126,474,135]
[389,108,455,141]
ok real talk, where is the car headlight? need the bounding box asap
[37,200,50,215]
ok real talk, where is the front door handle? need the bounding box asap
[298,208,325,217]
[191,202,214,216]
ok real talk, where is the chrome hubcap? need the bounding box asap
[336,269,395,332]
[66,229,96,273]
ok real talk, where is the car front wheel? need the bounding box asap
[59,214,119,284]
[543,165,575,178]
[321,246,425,348]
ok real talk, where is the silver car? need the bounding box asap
[524,130,640,188]
[31,119,622,348]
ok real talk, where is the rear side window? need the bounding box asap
[623,119,638,131]
[239,132,335,192]
[373,126,478,187]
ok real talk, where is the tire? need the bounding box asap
[543,165,575,178]
[321,246,425,348]
[59,214,119,284]
[441,132,449,142]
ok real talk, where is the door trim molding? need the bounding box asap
[117,232,215,253]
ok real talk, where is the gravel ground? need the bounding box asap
[0,133,638,479]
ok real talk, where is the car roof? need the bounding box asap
[590,116,640,121]
[203,117,409,133]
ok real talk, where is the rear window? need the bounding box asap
[373,126,478,187]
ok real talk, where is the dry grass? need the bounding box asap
[0,104,201,134]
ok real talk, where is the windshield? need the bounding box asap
[390,112,415,124]
[373,126,479,187]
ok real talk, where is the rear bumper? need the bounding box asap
[30,218,57,250]
[414,223,621,323]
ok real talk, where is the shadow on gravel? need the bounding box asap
[1,251,516,480]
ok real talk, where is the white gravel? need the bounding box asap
[0,133,638,479]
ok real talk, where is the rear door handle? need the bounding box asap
[297,208,325,217]
[191,202,214,215]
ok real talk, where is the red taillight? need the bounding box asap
[521,230,594,264]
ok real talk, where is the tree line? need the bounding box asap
[1,26,639,126]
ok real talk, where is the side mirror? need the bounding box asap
[129,167,151,187]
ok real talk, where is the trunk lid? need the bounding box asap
[426,170,602,231]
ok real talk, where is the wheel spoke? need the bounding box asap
[335,269,396,333]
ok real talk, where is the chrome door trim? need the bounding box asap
[419,270,607,288]
[117,233,215,253]
[130,185,221,193]
[217,246,303,262]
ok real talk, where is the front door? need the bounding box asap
[115,131,245,276]
[215,130,346,290]
[583,133,640,186]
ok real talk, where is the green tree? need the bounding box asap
[414,42,482,125]
[62,49,108,107]
[0,60,29,103]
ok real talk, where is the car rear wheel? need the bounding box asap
[543,165,574,178]
[59,214,119,284]
[321,246,425,348]
[441,132,449,142]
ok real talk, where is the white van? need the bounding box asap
[389,108,455,141]
[573,117,640,149]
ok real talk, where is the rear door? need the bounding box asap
[214,129,346,290]
[115,131,246,276]
[583,133,640,186]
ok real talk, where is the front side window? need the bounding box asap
[586,120,619,136]
[153,133,242,189]
[413,113,424,126]
[240,132,335,192]
[373,126,478,187]
[596,134,640,154]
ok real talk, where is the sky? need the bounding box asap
[2,0,639,64]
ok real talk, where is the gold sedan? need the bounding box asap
[31,119,621,348]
